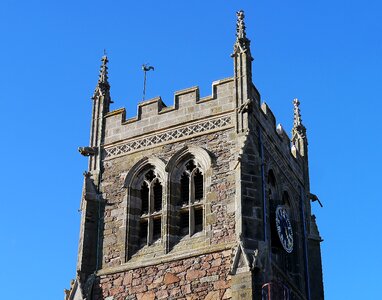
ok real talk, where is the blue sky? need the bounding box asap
[0,1,381,299]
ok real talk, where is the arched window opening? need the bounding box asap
[165,146,212,249]
[125,157,168,260]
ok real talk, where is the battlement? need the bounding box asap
[104,77,235,145]
[255,101,304,176]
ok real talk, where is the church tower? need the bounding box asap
[66,10,324,300]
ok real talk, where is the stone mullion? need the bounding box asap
[189,170,195,236]
[162,177,170,253]
[147,182,154,245]
[187,173,193,236]
[189,206,195,237]
[148,216,153,245]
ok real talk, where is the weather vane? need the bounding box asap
[142,64,154,100]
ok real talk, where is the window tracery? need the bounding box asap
[124,147,211,259]
[124,158,167,260]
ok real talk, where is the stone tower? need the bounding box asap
[66,10,324,300]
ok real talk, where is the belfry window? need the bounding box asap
[178,160,204,237]
[139,170,163,246]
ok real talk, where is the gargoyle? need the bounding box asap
[78,147,97,156]
[309,192,323,207]
[238,98,252,113]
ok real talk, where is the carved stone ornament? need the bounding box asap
[105,115,232,159]
[78,146,97,156]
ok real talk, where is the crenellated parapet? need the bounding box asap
[103,78,235,146]
[253,101,305,180]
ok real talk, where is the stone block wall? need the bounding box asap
[93,249,233,300]
[245,104,309,298]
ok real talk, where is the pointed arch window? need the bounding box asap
[178,160,204,237]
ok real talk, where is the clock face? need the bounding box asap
[275,206,294,253]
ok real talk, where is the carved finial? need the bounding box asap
[293,98,302,127]
[292,98,307,142]
[92,54,112,100]
[233,10,251,56]
[236,10,247,39]
[99,55,109,85]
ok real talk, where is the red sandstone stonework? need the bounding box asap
[164,273,180,284]
[95,250,232,300]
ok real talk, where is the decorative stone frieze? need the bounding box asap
[104,115,232,159]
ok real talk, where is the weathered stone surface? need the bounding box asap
[137,291,155,300]
[205,291,220,300]
[93,250,232,299]
[222,288,232,299]
[186,269,206,281]
[164,272,180,284]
